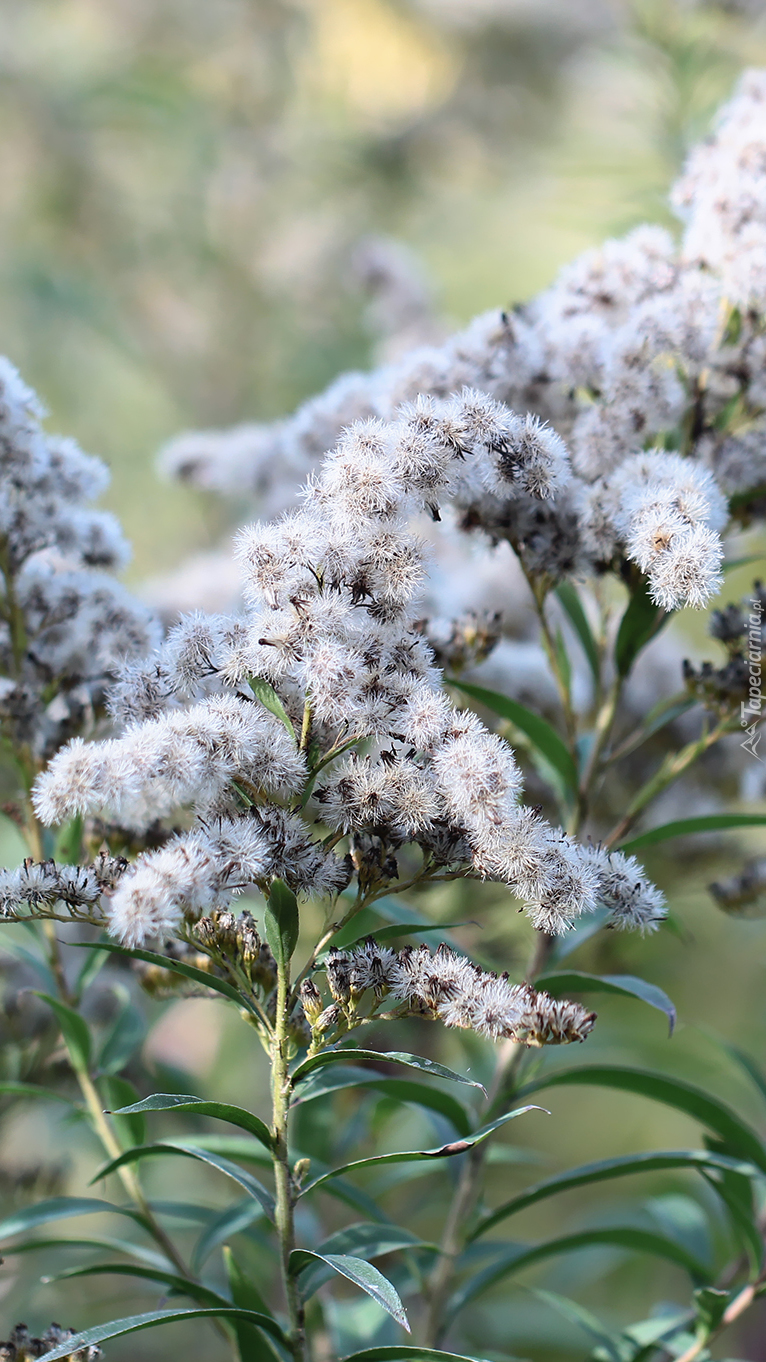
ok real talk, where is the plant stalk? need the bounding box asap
[272,953,307,1362]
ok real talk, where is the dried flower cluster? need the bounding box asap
[163,71,766,624]
[0,359,159,765]
[0,1324,101,1362]
[302,939,596,1047]
[25,381,666,947]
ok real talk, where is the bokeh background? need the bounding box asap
[3,0,766,1357]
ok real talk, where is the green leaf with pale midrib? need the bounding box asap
[517,1065,766,1174]
[41,1262,228,1307]
[556,581,600,683]
[0,1080,74,1105]
[621,814,766,853]
[70,941,250,1010]
[35,1309,286,1362]
[538,970,677,1034]
[447,678,577,793]
[248,675,297,743]
[300,1108,542,1196]
[298,1223,432,1299]
[470,1149,756,1241]
[111,1092,272,1150]
[294,1068,472,1135]
[341,1350,494,1362]
[33,992,91,1072]
[615,578,671,677]
[292,1047,484,1091]
[290,1251,410,1330]
[0,1196,145,1242]
[91,1142,276,1220]
[449,1226,713,1319]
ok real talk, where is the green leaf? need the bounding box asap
[292,1047,485,1092]
[693,1286,732,1333]
[450,1226,713,1317]
[341,1350,492,1362]
[248,676,297,743]
[470,1149,756,1241]
[294,1068,472,1136]
[103,1075,146,1147]
[517,1066,766,1173]
[0,939,58,992]
[264,878,299,969]
[0,1080,74,1105]
[0,1196,143,1242]
[35,1308,286,1361]
[2,1234,171,1269]
[621,814,766,853]
[70,941,251,1010]
[53,813,83,865]
[192,1199,264,1274]
[554,627,572,700]
[97,988,146,1076]
[615,577,670,677]
[531,1289,621,1359]
[41,1262,229,1307]
[291,1251,410,1331]
[334,922,471,951]
[299,1224,430,1299]
[111,1092,273,1151]
[33,991,91,1073]
[448,679,578,794]
[538,970,677,1035]
[556,582,600,683]
[91,1142,276,1220]
[300,1108,542,1196]
[224,1246,282,1362]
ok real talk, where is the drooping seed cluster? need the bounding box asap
[301,940,596,1047]
[0,851,127,921]
[162,71,766,618]
[0,358,160,761]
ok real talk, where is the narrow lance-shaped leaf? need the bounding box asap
[341,1350,495,1362]
[531,1289,622,1360]
[192,1199,264,1274]
[300,1108,544,1196]
[449,1226,713,1320]
[299,1224,432,1300]
[41,1263,230,1308]
[517,1065,766,1174]
[264,878,299,969]
[615,577,671,677]
[621,814,766,853]
[248,675,297,743]
[292,1047,485,1092]
[290,1251,410,1331]
[111,1093,273,1151]
[224,1246,283,1362]
[470,1149,757,1241]
[448,679,578,795]
[33,992,91,1073]
[35,1309,287,1362]
[0,1196,145,1243]
[294,1068,473,1136]
[0,1080,75,1106]
[556,581,600,683]
[70,940,251,1009]
[91,1142,276,1220]
[538,971,677,1035]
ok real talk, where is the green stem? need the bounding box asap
[272,953,307,1362]
[421,929,556,1347]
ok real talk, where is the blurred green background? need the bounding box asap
[3,0,766,1357]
